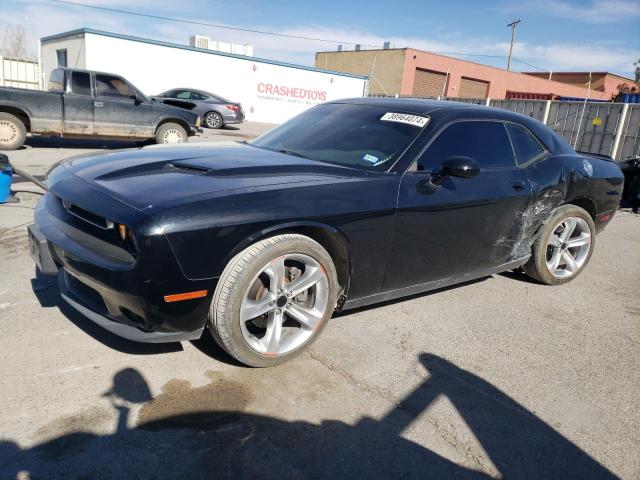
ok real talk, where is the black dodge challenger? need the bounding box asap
[28,98,624,367]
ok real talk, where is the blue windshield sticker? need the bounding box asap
[363,153,379,163]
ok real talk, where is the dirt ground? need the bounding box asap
[0,125,638,479]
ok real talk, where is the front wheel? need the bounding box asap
[155,122,187,144]
[210,234,339,367]
[523,205,595,285]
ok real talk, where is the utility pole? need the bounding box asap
[506,19,522,71]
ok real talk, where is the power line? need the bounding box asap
[44,0,378,47]
[42,0,547,71]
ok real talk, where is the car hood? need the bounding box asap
[57,143,366,211]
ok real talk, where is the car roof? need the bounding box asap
[328,97,482,115]
[163,88,217,97]
[328,97,576,155]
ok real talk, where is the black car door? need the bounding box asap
[93,73,154,138]
[383,120,533,292]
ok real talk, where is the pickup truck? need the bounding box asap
[0,67,201,150]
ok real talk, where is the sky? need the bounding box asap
[1,0,639,78]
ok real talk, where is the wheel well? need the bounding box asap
[156,118,189,134]
[251,226,351,296]
[0,106,30,131]
[566,197,597,219]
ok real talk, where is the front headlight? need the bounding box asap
[195,116,202,129]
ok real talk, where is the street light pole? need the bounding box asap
[506,19,522,71]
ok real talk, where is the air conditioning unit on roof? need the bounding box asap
[190,35,210,50]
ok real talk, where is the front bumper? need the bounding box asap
[30,190,216,343]
[59,270,203,343]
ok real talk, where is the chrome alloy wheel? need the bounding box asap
[162,128,184,143]
[240,253,329,357]
[0,119,17,144]
[205,113,222,129]
[545,217,592,278]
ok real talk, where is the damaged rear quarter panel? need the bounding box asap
[512,155,590,259]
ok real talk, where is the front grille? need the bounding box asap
[51,195,138,261]
[62,198,114,230]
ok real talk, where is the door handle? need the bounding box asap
[511,180,526,191]
[94,101,104,108]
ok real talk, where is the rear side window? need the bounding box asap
[48,69,64,92]
[421,121,515,169]
[70,71,91,96]
[506,123,545,165]
[191,91,208,100]
[95,74,136,98]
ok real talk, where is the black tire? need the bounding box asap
[0,112,27,150]
[523,204,596,285]
[155,122,187,144]
[210,234,339,367]
[204,111,223,129]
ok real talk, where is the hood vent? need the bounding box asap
[170,163,210,173]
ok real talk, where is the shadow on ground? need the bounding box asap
[24,136,140,150]
[0,353,615,480]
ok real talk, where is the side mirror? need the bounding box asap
[440,156,480,179]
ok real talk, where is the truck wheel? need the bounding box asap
[210,234,339,367]
[155,122,187,144]
[523,205,595,285]
[0,113,26,150]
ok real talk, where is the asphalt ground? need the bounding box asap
[0,124,638,479]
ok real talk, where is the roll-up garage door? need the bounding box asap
[412,68,447,97]
[459,77,489,98]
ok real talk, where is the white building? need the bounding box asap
[40,28,368,124]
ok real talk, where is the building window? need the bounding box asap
[56,49,68,68]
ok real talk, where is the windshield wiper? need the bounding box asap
[278,149,307,159]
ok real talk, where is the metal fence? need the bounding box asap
[618,105,640,159]
[489,99,547,122]
[0,56,39,90]
[544,101,626,157]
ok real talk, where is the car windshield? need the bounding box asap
[250,103,428,171]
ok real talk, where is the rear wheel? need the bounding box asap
[210,234,339,367]
[204,111,223,129]
[523,205,595,285]
[155,122,187,144]
[0,113,26,150]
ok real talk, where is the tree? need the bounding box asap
[1,24,33,59]
[635,58,640,83]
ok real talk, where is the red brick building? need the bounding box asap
[315,47,636,100]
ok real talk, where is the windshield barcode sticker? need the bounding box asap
[380,112,429,128]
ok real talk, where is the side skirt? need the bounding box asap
[342,256,530,311]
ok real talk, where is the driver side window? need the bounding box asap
[419,121,515,171]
